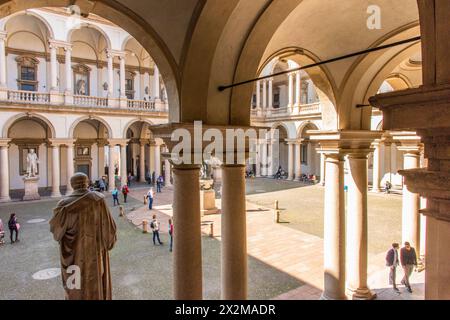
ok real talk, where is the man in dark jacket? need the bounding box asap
[400,242,417,293]
[385,243,400,291]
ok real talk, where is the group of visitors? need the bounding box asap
[0,213,20,245]
[386,242,418,293]
[112,184,130,206]
[149,214,173,252]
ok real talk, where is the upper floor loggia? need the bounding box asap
[0,7,168,113]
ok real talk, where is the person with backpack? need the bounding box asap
[8,213,19,244]
[150,214,163,245]
[112,187,120,206]
[168,218,173,252]
[121,184,129,203]
[156,175,163,193]
[146,187,154,210]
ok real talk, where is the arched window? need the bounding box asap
[73,64,91,95]
[16,56,39,91]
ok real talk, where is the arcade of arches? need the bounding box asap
[0,0,449,300]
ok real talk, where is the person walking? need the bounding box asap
[127,173,132,187]
[156,175,163,193]
[400,241,418,293]
[112,187,120,206]
[385,243,400,291]
[122,184,129,203]
[168,218,173,252]
[8,213,19,244]
[146,187,154,210]
[150,214,163,245]
[99,178,106,192]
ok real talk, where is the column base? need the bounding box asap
[319,292,347,300]
[371,187,381,193]
[51,191,62,198]
[347,287,377,300]
[0,196,11,203]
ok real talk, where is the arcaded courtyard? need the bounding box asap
[0,178,423,300]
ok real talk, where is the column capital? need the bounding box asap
[48,138,74,147]
[106,49,126,58]
[310,130,382,155]
[0,31,7,41]
[108,138,129,147]
[48,39,71,49]
[0,138,11,147]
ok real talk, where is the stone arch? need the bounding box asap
[68,115,113,138]
[66,23,112,50]
[122,118,154,139]
[337,23,420,130]
[120,34,134,52]
[2,113,55,138]
[1,9,55,39]
[0,0,180,122]
[297,121,320,139]
[259,48,338,108]
[271,122,295,140]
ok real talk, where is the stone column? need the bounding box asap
[49,42,58,91]
[268,78,273,110]
[120,143,127,187]
[255,140,261,177]
[164,149,172,186]
[319,152,326,186]
[401,149,421,253]
[139,142,146,182]
[261,142,267,176]
[268,140,274,176]
[154,143,161,176]
[371,140,382,192]
[347,151,374,299]
[256,80,261,115]
[322,153,346,300]
[0,139,10,202]
[66,142,75,194]
[287,141,295,180]
[119,55,126,99]
[64,46,72,93]
[106,51,114,97]
[221,164,247,299]
[153,65,160,101]
[384,140,392,184]
[262,80,267,110]
[295,141,302,180]
[108,143,115,191]
[0,31,7,88]
[295,71,301,107]
[288,73,294,108]
[50,142,61,197]
[172,164,202,299]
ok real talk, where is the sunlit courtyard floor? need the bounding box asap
[0,178,423,300]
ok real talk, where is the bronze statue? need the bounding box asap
[49,173,117,300]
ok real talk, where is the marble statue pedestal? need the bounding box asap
[200,189,219,216]
[23,176,41,201]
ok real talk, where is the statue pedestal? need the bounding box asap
[200,189,218,215]
[23,176,41,201]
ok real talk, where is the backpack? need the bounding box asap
[150,221,155,229]
[8,218,16,229]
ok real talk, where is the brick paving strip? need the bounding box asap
[126,187,424,300]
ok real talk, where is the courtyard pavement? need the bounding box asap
[0,178,424,300]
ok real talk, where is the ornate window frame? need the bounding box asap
[15,55,39,91]
[125,70,135,99]
[73,64,91,96]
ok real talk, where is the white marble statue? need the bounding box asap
[26,149,39,177]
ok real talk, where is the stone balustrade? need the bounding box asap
[7,89,50,104]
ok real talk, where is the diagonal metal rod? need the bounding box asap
[218,35,421,92]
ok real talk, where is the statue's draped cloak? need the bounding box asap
[50,191,117,300]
